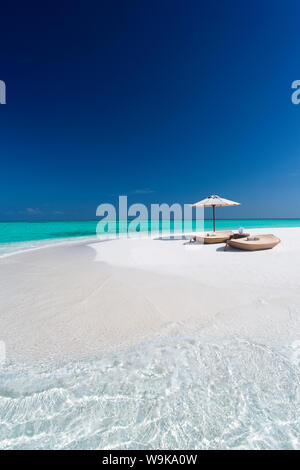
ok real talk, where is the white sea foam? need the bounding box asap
[0,236,98,258]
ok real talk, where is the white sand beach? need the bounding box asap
[1,227,300,450]
[1,227,300,362]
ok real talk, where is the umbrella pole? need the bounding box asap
[213,205,215,232]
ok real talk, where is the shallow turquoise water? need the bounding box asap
[0,219,300,244]
[1,219,299,257]
[0,335,299,449]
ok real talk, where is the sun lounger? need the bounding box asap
[226,234,280,251]
[190,230,233,244]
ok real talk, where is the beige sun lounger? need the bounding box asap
[227,234,280,251]
[190,230,233,244]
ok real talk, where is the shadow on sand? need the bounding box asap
[153,235,189,241]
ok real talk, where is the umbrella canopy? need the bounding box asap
[192,195,240,231]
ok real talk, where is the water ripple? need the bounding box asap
[0,336,299,449]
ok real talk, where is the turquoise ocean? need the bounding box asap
[1,219,300,256]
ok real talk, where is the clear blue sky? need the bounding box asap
[1,0,300,220]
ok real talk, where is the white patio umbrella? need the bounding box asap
[191,195,240,232]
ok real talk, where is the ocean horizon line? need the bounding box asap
[1,217,300,223]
